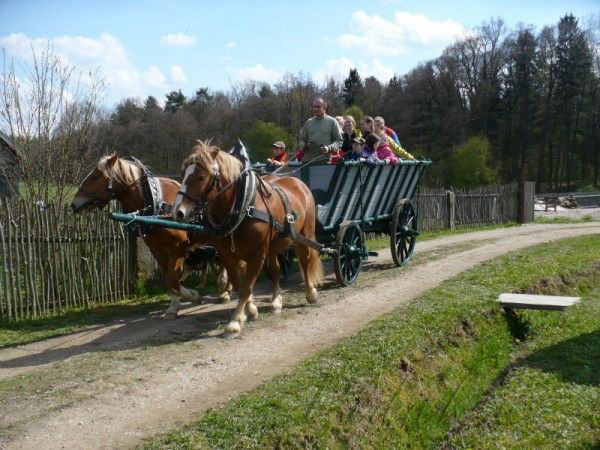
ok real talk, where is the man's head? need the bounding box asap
[360,115,374,133]
[312,97,327,118]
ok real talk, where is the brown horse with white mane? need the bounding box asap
[70,154,232,317]
[173,140,324,338]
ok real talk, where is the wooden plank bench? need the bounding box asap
[498,293,580,311]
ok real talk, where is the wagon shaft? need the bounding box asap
[109,212,208,234]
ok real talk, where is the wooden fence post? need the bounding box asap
[127,233,138,293]
[517,166,525,224]
[446,190,455,229]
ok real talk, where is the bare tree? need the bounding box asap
[0,42,105,206]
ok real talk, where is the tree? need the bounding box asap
[448,136,497,188]
[0,43,104,205]
[164,89,186,113]
[243,121,295,161]
[342,68,363,107]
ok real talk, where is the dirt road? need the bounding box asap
[0,223,598,449]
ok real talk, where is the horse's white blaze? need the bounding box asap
[173,163,196,219]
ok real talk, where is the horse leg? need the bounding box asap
[217,265,231,303]
[165,253,202,319]
[266,252,283,314]
[223,255,264,338]
[294,244,321,305]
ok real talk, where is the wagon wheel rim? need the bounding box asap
[334,222,364,286]
[390,199,417,267]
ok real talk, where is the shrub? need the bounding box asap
[448,136,497,188]
[243,121,296,161]
[342,105,365,127]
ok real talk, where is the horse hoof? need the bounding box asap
[221,330,240,339]
[223,320,241,339]
[306,288,318,304]
[246,303,259,320]
[270,304,282,314]
[219,293,231,304]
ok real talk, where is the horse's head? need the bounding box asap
[70,154,135,213]
[173,140,241,222]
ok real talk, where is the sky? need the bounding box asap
[1,0,598,108]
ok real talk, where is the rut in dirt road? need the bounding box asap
[0,223,598,450]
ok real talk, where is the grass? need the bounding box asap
[144,235,600,449]
[366,221,519,250]
[534,214,595,224]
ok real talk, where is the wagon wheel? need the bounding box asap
[263,248,295,282]
[334,222,364,286]
[390,199,418,267]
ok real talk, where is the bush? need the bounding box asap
[243,121,296,161]
[342,105,365,127]
[448,136,497,188]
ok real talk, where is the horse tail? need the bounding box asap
[306,247,324,287]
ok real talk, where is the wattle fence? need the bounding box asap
[0,182,534,321]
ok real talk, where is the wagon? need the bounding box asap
[267,159,431,285]
[110,158,431,286]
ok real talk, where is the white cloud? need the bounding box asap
[230,63,285,83]
[339,10,467,55]
[161,33,197,46]
[170,64,187,83]
[225,41,236,48]
[0,32,180,103]
[144,66,167,88]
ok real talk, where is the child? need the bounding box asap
[341,136,367,161]
[375,132,401,164]
[266,141,288,166]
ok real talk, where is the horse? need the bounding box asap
[173,140,324,338]
[70,154,233,317]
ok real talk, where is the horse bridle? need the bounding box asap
[75,176,146,211]
[176,163,232,213]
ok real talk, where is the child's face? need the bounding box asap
[273,146,284,155]
[352,142,362,153]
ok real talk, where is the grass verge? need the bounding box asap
[144,235,600,449]
[534,214,595,224]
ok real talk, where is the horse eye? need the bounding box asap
[198,176,205,181]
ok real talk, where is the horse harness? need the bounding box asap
[182,168,321,251]
[122,156,171,236]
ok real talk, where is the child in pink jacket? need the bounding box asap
[375,133,402,164]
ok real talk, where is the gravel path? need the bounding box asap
[0,223,598,449]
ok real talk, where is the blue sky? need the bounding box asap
[1,0,598,107]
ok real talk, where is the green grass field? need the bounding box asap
[143,235,600,449]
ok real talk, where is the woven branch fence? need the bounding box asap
[0,199,136,321]
[0,182,532,321]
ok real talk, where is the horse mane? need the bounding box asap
[98,154,143,186]
[183,140,242,184]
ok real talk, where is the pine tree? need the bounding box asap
[164,89,186,113]
[342,69,363,107]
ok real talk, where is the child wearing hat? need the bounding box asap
[266,141,288,166]
[341,136,368,161]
